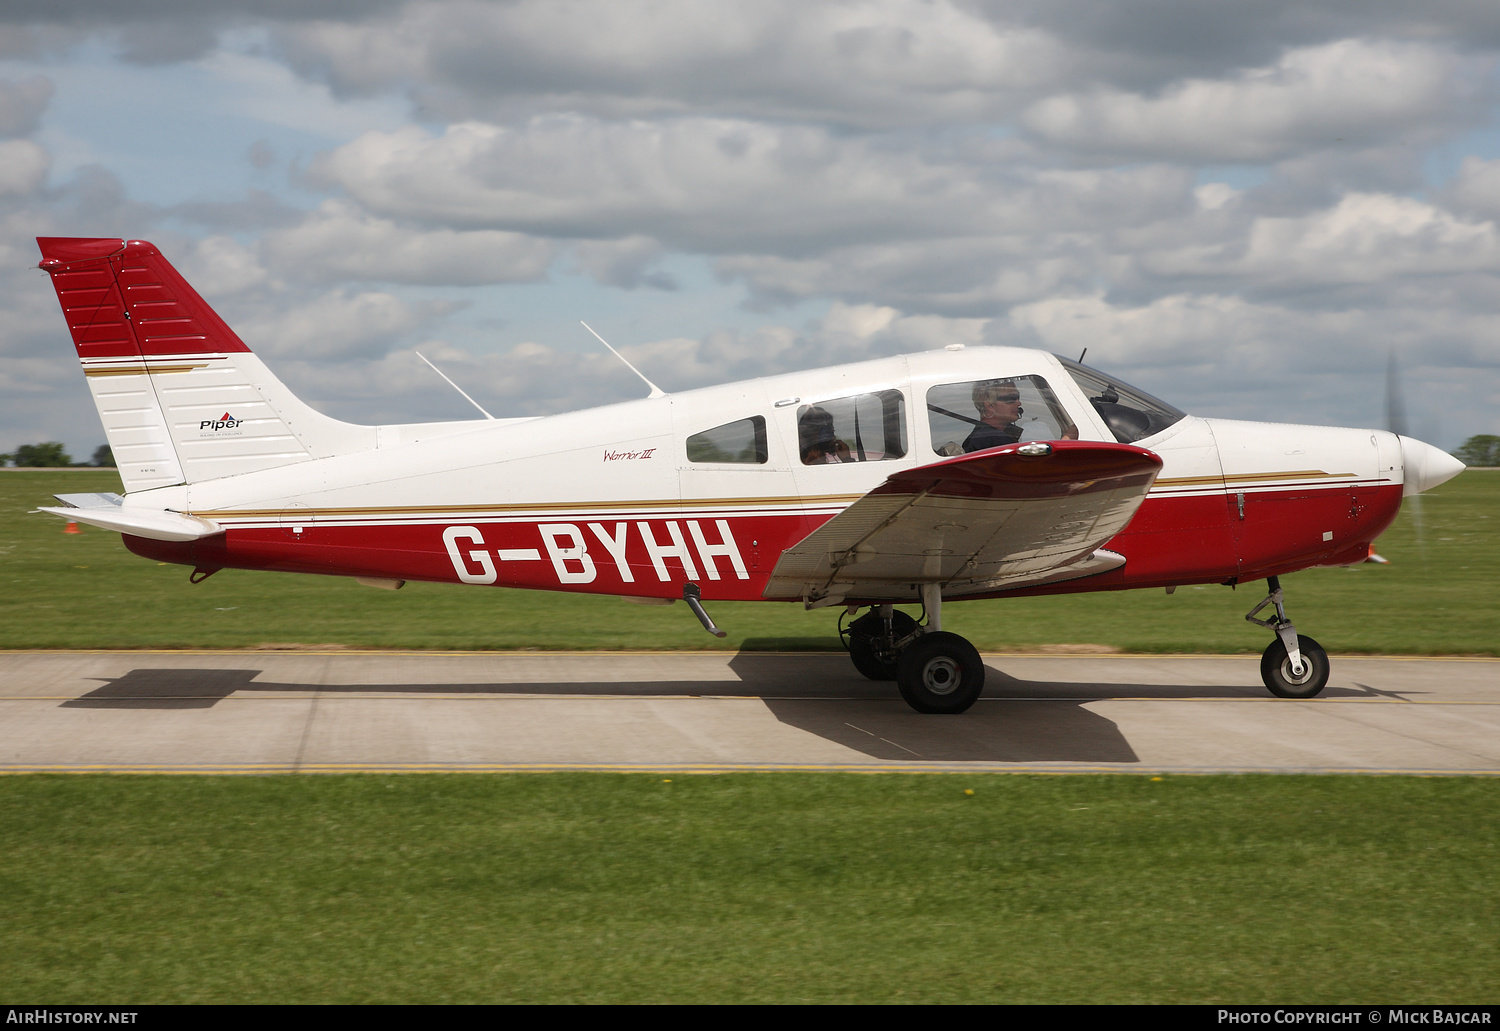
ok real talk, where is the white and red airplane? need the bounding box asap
[34,236,1464,713]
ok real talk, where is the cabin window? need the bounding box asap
[797,390,907,465]
[927,376,1077,455]
[1054,357,1185,443]
[686,415,768,464]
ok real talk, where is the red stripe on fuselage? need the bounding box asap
[126,513,828,601]
[123,482,1405,601]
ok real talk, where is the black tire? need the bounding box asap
[845,609,918,681]
[895,632,985,714]
[1260,635,1330,699]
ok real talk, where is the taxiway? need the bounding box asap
[0,650,1495,774]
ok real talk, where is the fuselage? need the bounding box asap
[121,346,1412,602]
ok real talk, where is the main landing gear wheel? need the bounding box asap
[896,632,985,714]
[845,610,918,681]
[1260,634,1330,699]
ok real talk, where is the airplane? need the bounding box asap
[32,236,1466,714]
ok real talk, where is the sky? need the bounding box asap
[3,1,1500,461]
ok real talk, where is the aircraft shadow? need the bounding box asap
[759,698,1140,763]
[58,653,1408,764]
[63,655,889,710]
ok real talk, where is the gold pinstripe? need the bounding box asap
[83,364,207,377]
[189,494,865,520]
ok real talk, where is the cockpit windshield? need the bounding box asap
[1055,357,1186,444]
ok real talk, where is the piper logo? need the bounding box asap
[200,412,242,431]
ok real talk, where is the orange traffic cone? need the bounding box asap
[63,521,80,534]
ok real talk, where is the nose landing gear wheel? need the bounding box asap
[845,610,918,681]
[896,632,985,714]
[1260,634,1330,699]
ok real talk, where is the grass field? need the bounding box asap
[1,773,1496,1004]
[2,468,1495,653]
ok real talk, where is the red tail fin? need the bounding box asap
[37,237,250,359]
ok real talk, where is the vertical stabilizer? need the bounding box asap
[37,238,375,493]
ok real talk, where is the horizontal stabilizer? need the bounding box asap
[39,501,222,542]
[52,492,125,510]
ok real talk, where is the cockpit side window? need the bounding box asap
[797,390,906,465]
[687,415,768,464]
[927,376,1077,456]
[1054,357,1186,444]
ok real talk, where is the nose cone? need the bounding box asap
[1400,436,1466,496]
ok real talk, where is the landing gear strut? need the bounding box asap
[841,584,986,714]
[1245,576,1330,699]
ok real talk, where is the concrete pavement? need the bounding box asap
[0,650,1495,774]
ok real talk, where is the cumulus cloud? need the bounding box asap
[166,235,267,296]
[1133,193,1500,288]
[0,140,49,196]
[233,288,433,359]
[261,200,556,285]
[718,235,1115,315]
[1005,292,1276,366]
[0,76,53,136]
[1444,156,1500,218]
[309,117,1200,258]
[1022,39,1488,162]
[277,0,1067,128]
[309,117,985,250]
[570,236,673,290]
[1239,193,1500,281]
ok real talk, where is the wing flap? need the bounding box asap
[766,440,1160,602]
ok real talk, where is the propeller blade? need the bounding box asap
[1385,349,1408,438]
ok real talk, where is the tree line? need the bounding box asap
[0,443,114,468]
[1453,435,1500,467]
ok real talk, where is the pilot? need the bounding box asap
[962,379,1025,452]
[799,406,852,464]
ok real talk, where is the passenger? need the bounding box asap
[799,406,852,464]
[962,380,1024,452]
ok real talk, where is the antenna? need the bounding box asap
[415,352,495,420]
[581,321,666,399]
[1077,347,1088,364]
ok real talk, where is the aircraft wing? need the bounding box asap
[764,440,1162,603]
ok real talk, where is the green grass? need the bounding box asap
[1,773,1495,1003]
[2,468,1496,653]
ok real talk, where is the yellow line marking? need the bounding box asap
[0,764,1495,776]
